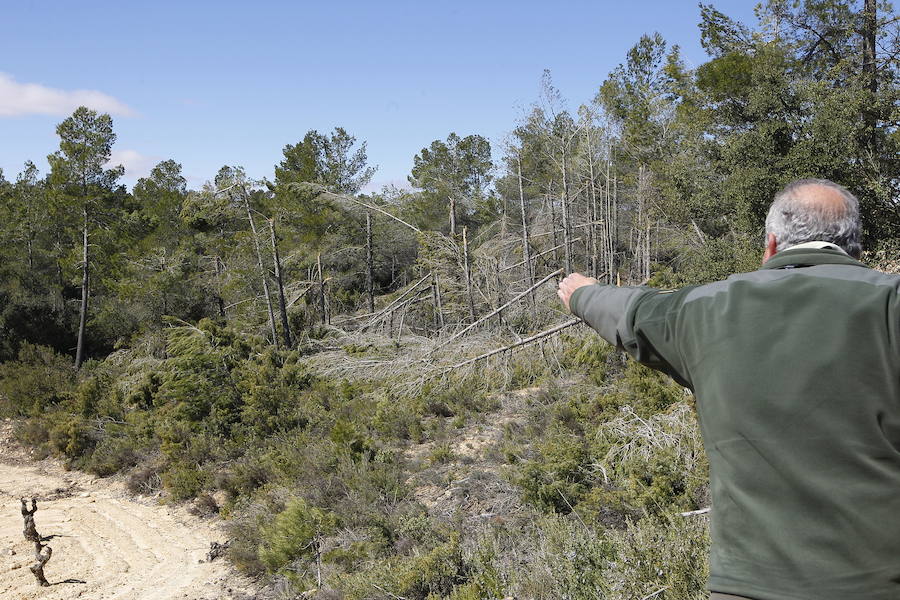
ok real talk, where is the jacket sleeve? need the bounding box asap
[569,284,649,347]
[570,284,693,389]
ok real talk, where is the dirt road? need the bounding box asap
[0,422,255,600]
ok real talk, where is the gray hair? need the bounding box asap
[764,178,862,258]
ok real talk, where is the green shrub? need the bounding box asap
[449,541,506,600]
[258,498,339,575]
[235,348,316,436]
[414,374,498,420]
[606,514,710,600]
[162,463,210,500]
[0,343,75,417]
[127,460,163,495]
[372,391,424,440]
[623,361,686,415]
[48,415,94,460]
[428,441,455,465]
[337,532,469,600]
[562,333,614,384]
[516,429,590,514]
[584,403,708,517]
[216,453,273,499]
[89,433,143,477]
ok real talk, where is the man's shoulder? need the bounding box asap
[683,263,900,301]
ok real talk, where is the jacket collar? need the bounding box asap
[784,240,846,254]
[761,247,867,270]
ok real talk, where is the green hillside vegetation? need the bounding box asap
[0,2,897,599]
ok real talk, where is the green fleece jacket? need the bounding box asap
[569,248,900,600]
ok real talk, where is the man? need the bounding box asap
[557,179,900,600]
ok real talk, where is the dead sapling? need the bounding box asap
[21,497,40,542]
[20,498,52,587]
[206,540,230,562]
[31,545,52,587]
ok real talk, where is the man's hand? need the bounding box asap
[557,272,599,312]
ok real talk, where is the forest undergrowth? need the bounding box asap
[0,292,712,599]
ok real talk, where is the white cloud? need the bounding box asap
[106,149,157,180]
[0,73,136,118]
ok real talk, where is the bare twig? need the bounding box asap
[500,238,582,272]
[436,318,582,372]
[360,272,433,331]
[425,268,564,357]
[286,284,318,309]
[371,583,409,600]
[322,191,423,234]
[640,586,669,600]
[557,489,591,534]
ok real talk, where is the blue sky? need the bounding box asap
[1,0,759,192]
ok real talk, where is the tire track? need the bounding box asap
[0,445,256,600]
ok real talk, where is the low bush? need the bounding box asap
[162,463,210,501]
[0,343,75,417]
[259,498,339,578]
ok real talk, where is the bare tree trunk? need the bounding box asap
[495,258,504,327]
[636,166,643,282]
[440,317,581,372]
[435,276,445,328]
[387,308,393,337]
[612,159,618,280]
[584,126,600,278]
[517,156,534,306]
[425,268,563,358]
[431,274,445,329]
[463,226,475,322]
[499,191,508,238]
[862,0,878,153]
[317,252,328,325]
[396,304,407,341]
[645,168,651,281]
[560,149,573,273]
[604,159,612,281]
[54,234,65,307]
[636,165,651,282]
[214,256,226,317]
[449,195,457,236]
[548,181,560,265]
[243,196,278,346]
[315,536,323,588]
[366,211,375,314]
[361,272,432,330]
[75,207,89,370]
[268,219,292,348]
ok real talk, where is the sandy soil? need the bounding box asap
[0,421,257,600]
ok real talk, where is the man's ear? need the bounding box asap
[762,233,778,264]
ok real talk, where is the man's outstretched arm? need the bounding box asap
[557,272,648,348]
[558,272,693,388]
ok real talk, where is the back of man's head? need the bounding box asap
[765,178,862,258]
